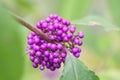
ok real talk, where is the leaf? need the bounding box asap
[60,51,99,80]
[58,0,91,20]
[108,0,120,27]
[71,15,120,31]
[0,6,24,80]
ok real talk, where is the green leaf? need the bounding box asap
[58,0,91,20]
[108,0,120,27]
[72,15,120,31]
[60,51,99,80]
[0,6,24,80]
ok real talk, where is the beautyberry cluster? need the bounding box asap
[27,14,84,71]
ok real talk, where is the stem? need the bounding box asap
[10,13,53,43]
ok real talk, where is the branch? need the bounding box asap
[10,13,53,43]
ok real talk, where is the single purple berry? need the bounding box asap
[53,52,59,58]
[78,31,84,38]
[67,33,73,39]
[29,50,35,56]
[57,30,62,36]
[27,34,33,39]
[62,26,68,32]
[62,19,67,25]
[54,23,59,28]
[66,20,70,26]
[30,56,35,62]
[47,43,52,48]
[57,44,62,49]
[40,20,44,25]
[46,17,51,23]
[61,53,66,58]
[74,38,79,44]
[42,61,46,66]
[44,57,49,61]
[53,58,59,63]
[44,51,50,57]
[74,53,80,58]
[53,14,58,19]
[36,22,40,28]
[49,54,54,60]
[70,26,76,33]
[50,35,55,40]
[57,16,62,22]
[36,51,42,57]
[31,32,36,36]
[34,58,39,64]
[72,47,78,53]
[49,14,54,19]
[32,63,38,68]
[28,39,34,45]
[40,65,45,70]
[50,66,55,71]
[78,40,83,46]
[51,44,57,51]
[48,25,54,31]
[63,36,69,42]
[58,24,63,29]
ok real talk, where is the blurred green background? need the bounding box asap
[0,0,120,80]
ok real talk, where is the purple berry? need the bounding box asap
[30,56,35,62]
[48,25,54,31]
[53,52,59,58]
[42,61,46,66]
[34,58,39,64]
[63,36,69,42]
[78,40,83,46]
[53,58,59,63]
[62,26,68,32]
[54,23,59,28]
[62,20,67,25]
[49,14,54,19]
[74,53,80,58]
[47,43,52,48]
[57,44,62,49]
[29,50,35,56]
[27,34,33,39]
[61,53,66,58]
[40,65,45,70]
[51,44,57,51]
[57,30,62,36]
[57,16,62,22]
[36,51,42,57]
[44,51,50,57]
[70,26,76,33]
[32,63,38,68]
[74,38,79,44]
[28,39,34,45]
[49,54,54,60]
[67,33,73,39]
[78,31,84,38]
[50,66,55,71]
[46,17,51,23]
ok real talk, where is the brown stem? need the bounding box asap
[11,13,53,43]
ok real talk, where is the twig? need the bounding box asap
[10,13,53,43]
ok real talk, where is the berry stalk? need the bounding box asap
[11,13,53,43]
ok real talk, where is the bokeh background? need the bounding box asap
[0,0,120,80]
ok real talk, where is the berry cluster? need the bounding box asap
[27,14,84,71]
